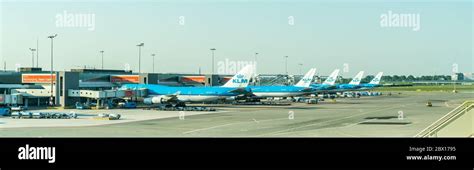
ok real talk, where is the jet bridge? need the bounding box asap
[68,89,148,99]
[68,89,148,109]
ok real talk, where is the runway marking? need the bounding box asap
[182,103,399,135]
[257,103,417,137]
[182,105,303,134]
[183,122,244,134]
[313,104,360,110]
[286,121,362,137]
[182,117,289,134]
[444,102,450,107]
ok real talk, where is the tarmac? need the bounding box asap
[0,91,472,137]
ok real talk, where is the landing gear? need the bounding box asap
[175,102,186,107]
[289,97,296,102]
[245,98,261,102]
[164,102,187,108]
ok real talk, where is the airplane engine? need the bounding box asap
[225,96,236,101]
[143,96,172,104]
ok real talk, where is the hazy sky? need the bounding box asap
[0,0,472,77]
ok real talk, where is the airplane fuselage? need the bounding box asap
[310,84,336,90]
[357,84,381,90]
[122,84,244,102]
[329,84,362,92]
[247,86,310,98]
[336,84,360,89]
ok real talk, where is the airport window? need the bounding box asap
[60,76,64,96]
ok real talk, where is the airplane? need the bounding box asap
[310,69,340,91]
[120,65,254,106]
[358,72,384,90]
[244,68,317,98]
[333,71,365,91]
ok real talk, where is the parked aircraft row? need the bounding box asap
[121,65,383,106]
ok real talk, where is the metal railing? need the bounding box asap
[259,75,289,86]
[415,100,474,137]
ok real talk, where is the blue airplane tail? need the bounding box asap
[221,65,254,88]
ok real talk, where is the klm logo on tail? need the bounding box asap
[232,74,249,84]
[326,77,335,82]
[369,72,383,85]
[301,78,311,83]
[295,68,317,87]
[323,69,340,85]
[349,71,364,85]
[222,65,254,88]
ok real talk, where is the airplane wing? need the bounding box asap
[228,88,251,95]
[162,91,180,100]
[319,85,337,90]
[299,87,314,92]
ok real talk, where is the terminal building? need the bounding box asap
[0,66,309,108]
[0,67,239,108]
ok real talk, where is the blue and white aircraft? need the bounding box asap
[120,65,254,105]
[246,68,317,98]
[310,69,340,91]
[333,71,364,91]
[358,72,383,90]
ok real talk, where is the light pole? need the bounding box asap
[254,52,258,73]
[99,50,104,69]
[210,48,216,74]
[298,63,303,75]
[453,73,457,93]
[29,48,36,67]
[284,56,288,75]
[254,52,258,62]
[137,43,144,73]
[151,53,156,73]
[36,38,39,68]
[47,34,57,106]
